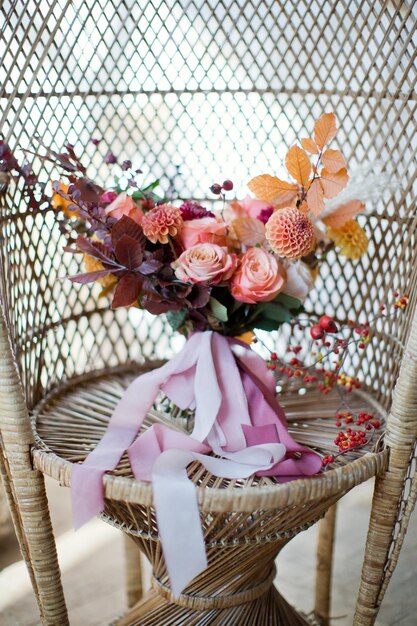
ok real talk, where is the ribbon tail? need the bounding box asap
[152,450,207,597]
[72,465,107,528]
[71,333,205,528]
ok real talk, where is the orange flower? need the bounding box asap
[265,208,315,259]
[51,182,78,218]
[142,204,183,244]
[327,219,368,260]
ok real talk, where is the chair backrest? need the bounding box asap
[1,1,416,411]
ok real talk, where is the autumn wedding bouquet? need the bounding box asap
[2,112,387,594]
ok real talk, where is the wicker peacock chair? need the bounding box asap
[1,2,416,625]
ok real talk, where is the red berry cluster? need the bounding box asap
[322,454,335,466]
[347,320,370,349]
[316,369,336,394]
[210,180,234,194]
[394,294,409,310]
[337,373,361,392]
[334,428,368,452]
[334,410,354,427]
[310,315,338,340]
[356,412,381,430]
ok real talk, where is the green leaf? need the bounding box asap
[166,309,188,331]
[274,293,302,311]
[262,303,292,323]
[142,179,160,192]
[209,297,228,322]
[253,318,281,332]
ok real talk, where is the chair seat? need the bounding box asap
[30,362,389,514]
[30,363,390,626]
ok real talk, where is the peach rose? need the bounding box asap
[105,192,143,224]
[231,248,285,304]
[181,217,228,249]
[173,243,237,285]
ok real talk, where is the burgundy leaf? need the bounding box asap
[111,273,143,308]
[69,269,113,284]
[111,216,146,246]
[140,293,183,315]
[63,245,81,254]
[138,259,164,275]
[187,284,212,309]
[75,235,115,265]
[73,178,104,202]
[115,235,144,269]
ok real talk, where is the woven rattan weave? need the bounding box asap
[1,2,416,625]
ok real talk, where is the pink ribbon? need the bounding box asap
[71,331,321,595]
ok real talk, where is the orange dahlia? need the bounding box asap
[142,203,184,244]
[327,219,368,260]
[265,208,315,259]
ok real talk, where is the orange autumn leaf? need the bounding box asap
[314,113,337,150]
[320,168,349,198]
[232,217,266,246]
[306,179,324,216]
[285,145,311,186]
[247,174,298,204]
[301,138,319,154]
[322,199,365,229]
[322,148,347,173]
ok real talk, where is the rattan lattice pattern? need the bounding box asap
[1,2,416,623]
[1,0,416,411]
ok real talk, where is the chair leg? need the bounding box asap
[353,449,417,626]
[314,504,337,626]
[124,534,144,608]
[354,305,417,626]
[0,451,40,595]
[0,310,69,625]
[0,448,69,625]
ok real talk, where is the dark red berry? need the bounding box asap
[222,179,234,191]
[105,151,117,164]
[319,315,338,333]
[91,137,100,145]
[210,183,222,195]
[310,324,324,340]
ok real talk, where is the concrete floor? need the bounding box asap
[0,477,416,626]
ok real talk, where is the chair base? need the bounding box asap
[116,585,312,626]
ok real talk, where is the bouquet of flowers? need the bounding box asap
[52,112,368,339]
[2,112,385,595]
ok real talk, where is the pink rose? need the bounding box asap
[241,196,273,219]
[231,248,285,304]
[181,217,228,249]
[173,243,237,285]
[105,192,144,224]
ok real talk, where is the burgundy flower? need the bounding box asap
[180,201,214,221]
[257,206,274,224]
